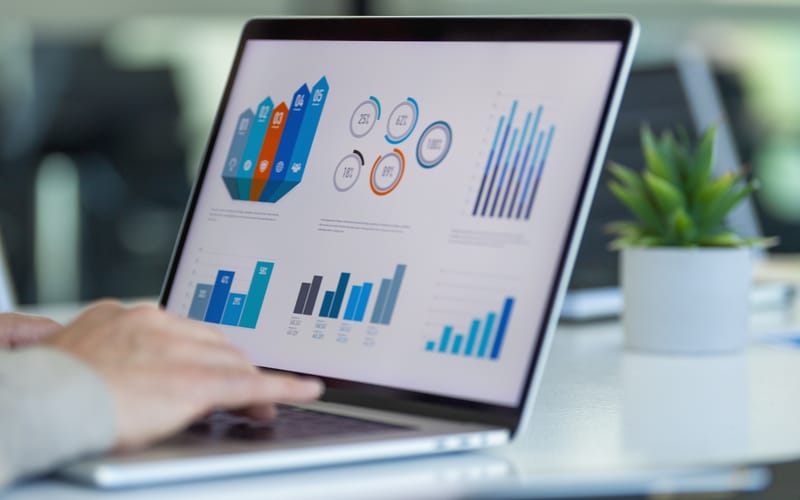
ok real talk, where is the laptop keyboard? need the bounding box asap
[182,405,409,443]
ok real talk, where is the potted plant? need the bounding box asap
[607,125,770,353]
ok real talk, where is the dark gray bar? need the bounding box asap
[293,282,311,314]
[303,275,323,315]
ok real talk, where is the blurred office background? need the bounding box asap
[1,0,800,305]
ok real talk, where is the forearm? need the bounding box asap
[0,347,116,488]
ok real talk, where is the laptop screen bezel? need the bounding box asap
[160,16,636,432]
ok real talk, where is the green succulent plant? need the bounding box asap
[607,125,770,248]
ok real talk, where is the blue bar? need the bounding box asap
[204,270,235,323]
[477,313,497,358]
[221,109,254,199]
[260,83,311,202]
[438,326,453,353]
[379,264,406,325]
[509,106,542,218]
[490,127,519,216]
[188,283,213,320]
[343,285,362,321]
[425,340,436,352]
[237,97,273,200]
[472,116,505,215]
[516,131,545,219]
[239,261,274,329]
[370,279,392,323]
[272,76,329,201]
[221,293,246,326]
[499,112,532,217]
[490,298,515,359]
[319,291,335,318]
[328,272,351,319]
[482,101,517,216]
[464,319,481,356]
[354,282,373,322]
[525,125,555,219]
[451,334,464,354]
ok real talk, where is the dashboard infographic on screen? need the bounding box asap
[165,39,621,406]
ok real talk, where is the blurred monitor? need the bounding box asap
[562,51,763,320]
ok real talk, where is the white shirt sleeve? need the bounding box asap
[0,347,116,488]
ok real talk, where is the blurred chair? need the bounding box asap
[0,228,16,312]
[0,39,189,304]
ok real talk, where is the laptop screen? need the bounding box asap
[164,23,626,408]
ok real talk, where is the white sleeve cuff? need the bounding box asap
[0,346,117,487]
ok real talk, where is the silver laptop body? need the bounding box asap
[62,16,638,488]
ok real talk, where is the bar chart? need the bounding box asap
[221,76,329,203]
[425,297,515,360]
[187,261,274,329]
[292,264,406,325]
[472,100,555,220]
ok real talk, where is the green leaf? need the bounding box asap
[672,207,695,246]
[608,162,644,192]
[694,171,736,219]
[605,221,645,240]
[703,182,754,232]
[643,171,684,216]
[608,180,664,233]
[687,125,716,195]
[697,231,746,247]
[641,126,679,186]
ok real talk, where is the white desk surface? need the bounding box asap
[6,295,800,498]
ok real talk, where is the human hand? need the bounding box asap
[42,301,324,450]
[0,313,62,348]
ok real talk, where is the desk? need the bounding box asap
[6,300,800,498]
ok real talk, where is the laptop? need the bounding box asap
[62,16,638,487]
[561,49,784,321]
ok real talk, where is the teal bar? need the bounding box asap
[477,313,497,358]
[238,261,274,329]
[221,293,246,326]
[379,264,406,325]
[221,109,254,199]
[319,291,335,317]
[451,334,464,354]
[425,341,436,351]
[438,325,453,353]
[237,97,273,199]
[188,283,213,320]
[464,319,481,356]
[370,279,392,323]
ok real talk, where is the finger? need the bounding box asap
[69,300,127,330]
[157,312,228,344]
[236,404,277,421]
[161,337,254,370]
[196,370,324,414]
[0,313,62,347]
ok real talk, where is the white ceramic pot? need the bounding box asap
[621,247,751,354]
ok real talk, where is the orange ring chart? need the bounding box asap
[369,148,405,196]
